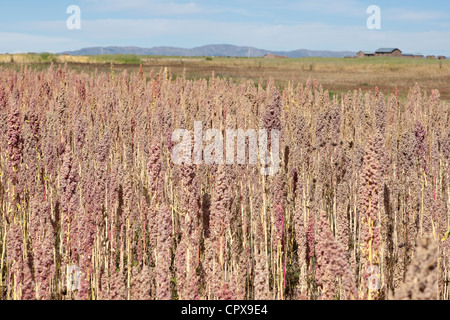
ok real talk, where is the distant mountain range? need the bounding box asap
[61,44,355,58]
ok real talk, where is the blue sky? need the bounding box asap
[0,0,449,55]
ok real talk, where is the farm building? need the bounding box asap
[356,48,437,59]
[403,53,424,59]
[375,48,403,57]
[357,51,375,57]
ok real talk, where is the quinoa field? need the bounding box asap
[0,63,449,300]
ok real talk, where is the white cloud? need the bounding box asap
[385,8,448,21]
[0,32,92,53]
[285,0,366,17]
[83,0,211,15]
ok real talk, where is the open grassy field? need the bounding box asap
[1,53,449,101]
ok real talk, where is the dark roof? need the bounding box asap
[376,48,401,53]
